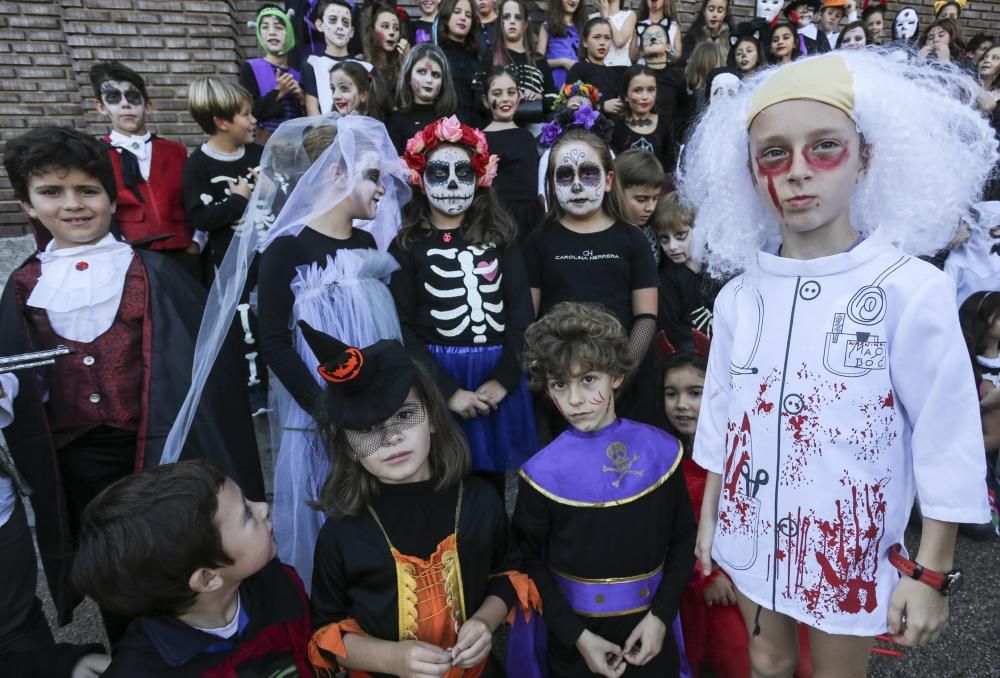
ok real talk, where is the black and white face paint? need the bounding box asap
[424,146,475,215]
[894,8,918,41]
[553,142,606,218]
[100,80,145,107]
[99,80,147,135]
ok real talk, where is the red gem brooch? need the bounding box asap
[75,261,89,271]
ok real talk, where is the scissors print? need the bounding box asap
[739,462,769,498]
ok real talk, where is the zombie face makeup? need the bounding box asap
[553,141,608,218]
[374,10,401,51]
[749,99,864,237]
[410,57,443,104]
[97,80,149,135]
[893,8,918,41]
[318,4,353,52]
[501,1,525,46]
[331,69,365,115]
[658,225,692,264]
[755,0,782,22]
[424,145,475,216]
[341,152,385,220]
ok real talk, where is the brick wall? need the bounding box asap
[0,0,996,236]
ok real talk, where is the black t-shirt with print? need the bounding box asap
[523,219,659,328]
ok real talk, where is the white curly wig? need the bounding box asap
[676,48,999,279]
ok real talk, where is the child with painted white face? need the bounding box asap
[391,116,538,498]
[387,43,458,152]
[525,118,661,425]
[513,301,696,676]
[303,0,372,116]
[679,51,996,677]
[329,60,391,120]
[302,322,530,677]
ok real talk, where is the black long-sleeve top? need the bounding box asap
[181,143,263,267]
[512,431,697,676]
[238,60,304,128]
[257,227,378,413]
[566,60,627,109]
[657,259,722,351]
[388,230,533,398]
[440,39,484,126]
[311,478,517,649]
[387,103,444,154]
[483,128,539,206]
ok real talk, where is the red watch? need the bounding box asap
[888,544,963,596]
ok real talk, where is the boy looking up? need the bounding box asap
[514,302,696,677]
[89,62,201,280]
[0,127,264,641]
[72,461,312,676]
[302,0,371,115]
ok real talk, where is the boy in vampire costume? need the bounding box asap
[0,127,264,637]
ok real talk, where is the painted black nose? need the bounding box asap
[448,179,458,189]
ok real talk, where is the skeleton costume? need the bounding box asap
[394,117,538,474]
[679,53,994,635]
[164,115,410,589]
[298,324,537,677]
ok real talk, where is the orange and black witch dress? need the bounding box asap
[308,477,538,677]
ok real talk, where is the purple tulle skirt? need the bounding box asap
[426,343,539,472]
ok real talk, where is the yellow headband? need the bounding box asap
[746,54,855,128]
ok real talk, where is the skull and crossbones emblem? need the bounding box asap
[602,441,643,488]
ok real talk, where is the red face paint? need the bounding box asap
[588,391,607,406]
[802,143,849,172]
[755,156,791,217]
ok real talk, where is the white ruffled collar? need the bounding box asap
[27,234,135,342]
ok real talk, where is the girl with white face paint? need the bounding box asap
[392,116,538,496]
[524,116,661,425]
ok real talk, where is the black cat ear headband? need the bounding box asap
[730,17,767,46]
[635,17,672,37]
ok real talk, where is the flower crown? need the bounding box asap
[538,103,614,148]
[402,116,498,189]
[552,81,602,110]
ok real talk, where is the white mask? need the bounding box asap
[894,8,918,41]
[755,0,782,22]
[423,146,475,215]
[553,142,606,218]
[710,72,741,100]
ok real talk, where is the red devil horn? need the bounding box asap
[691,329,711,359]
[655,330,679,359]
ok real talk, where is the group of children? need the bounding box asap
[1,5,1000,678]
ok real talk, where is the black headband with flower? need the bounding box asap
[538,103,614,148]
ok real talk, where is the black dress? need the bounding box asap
[612,116,672,171]
[440,38,484,126]
[566,60,627,110]
[484,127,544,241]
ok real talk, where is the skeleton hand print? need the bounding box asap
[423,243,504,343]
[424,145,475,216]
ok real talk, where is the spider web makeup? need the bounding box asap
[343,393,427,458]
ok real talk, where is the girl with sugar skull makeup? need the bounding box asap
[679,50,996,676]
[392,116,538,498]
[524,107,662,428]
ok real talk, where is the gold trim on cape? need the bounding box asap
[519,440,684,508]
[550,561,664,585]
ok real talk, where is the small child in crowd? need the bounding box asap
[653,192,719,349]
[301,324,531,676]
[329,60,392,119]
[89,61,198,278]
[72,461,311,676]
[303,0,370,115]
[239,5,304,144]
[614,149,664,265]
[538,0,586,90]
[514,301,696,676]
[387,43,458,152]
[567,17,626,115]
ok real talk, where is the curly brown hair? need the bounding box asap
[523,302,636,391]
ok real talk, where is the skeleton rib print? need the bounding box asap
[423,244,505,343]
